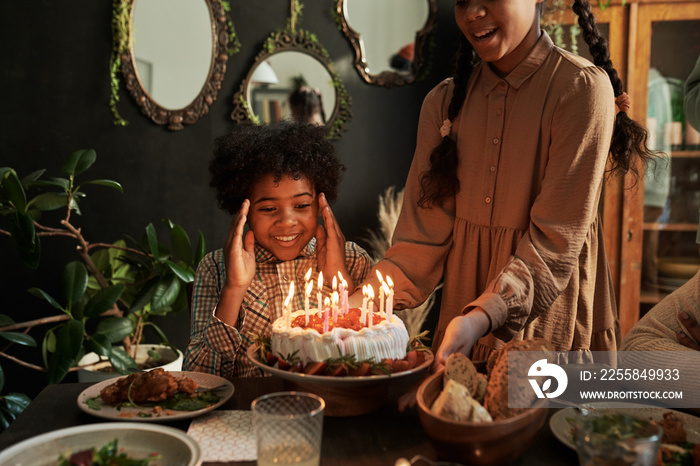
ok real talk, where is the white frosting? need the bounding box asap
[270,310,409,365]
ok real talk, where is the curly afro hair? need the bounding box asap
[209,121,345,215]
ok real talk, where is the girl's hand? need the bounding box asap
[315,193,353,288]
[223,199,256,290]
[677,311,700,350]
[435,310,491,366]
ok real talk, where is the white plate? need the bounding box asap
[247,344,433,388]
[0,422,201,466]
[549,402,700,449]
[78,371,234,422]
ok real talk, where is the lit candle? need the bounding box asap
[338,272,348,314]
[386,275,394,321]
[284,281,295,329]
[323,297,330,333]
[331,291,339,325]
[317,271,324,318]
[376,270,385,315]
[382,281,391,322]
[367,285,374,327]
[361,285,368,313]
[305,280,313,326]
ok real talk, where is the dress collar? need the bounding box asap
[479,30,554,95]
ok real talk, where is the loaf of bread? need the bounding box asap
[483,337,555,420]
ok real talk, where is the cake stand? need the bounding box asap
[246,345,433,416]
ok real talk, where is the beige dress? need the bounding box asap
[367,32,619,362]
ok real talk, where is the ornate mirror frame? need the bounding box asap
[117,0,230,131]
[334,0,437,88]
[231,29,351,139]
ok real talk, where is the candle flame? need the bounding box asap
[324,297,330,306]
[318,272,323,290]
[284,293,291,307]
[305,268,312,282]
[367,284,374,299]
[286,281,295,300]
[376,270,383,283]
[305,280,314,296]
[382,281,390,295]
[338,271,344,282]
[362,284,367,296]
[332,275,337,290]
[386,275,393,287]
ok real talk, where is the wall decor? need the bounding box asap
[334,0,437,88]
[230,0,351,139]
[111,0,239,130]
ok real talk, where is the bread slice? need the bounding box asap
[444,353,479,396]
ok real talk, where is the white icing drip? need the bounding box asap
[269,310,409,364]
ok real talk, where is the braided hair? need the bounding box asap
[418,1,657,207]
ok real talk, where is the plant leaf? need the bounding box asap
[87,333,112,357]
[61,261,88,306]
[95,317,134,343]
[83,283,125,318]
[27,192,69,211]
[144,322,170,345]
[2,393,31,418]
[165,260,194,283]
[82,179,123,193]
[47,319,85,384]
[151,275,181,312]
[28,287,64,311]
[28,178,69,190]
[20,168,46,185]
[0,169,27,212]
[9,212,40,269]
[61,149,96,176]
[145,223,160,261]
[129,277,158,312]
[108,347,138,374]
[169,223,192,265]
[0,332,37,347]
[0,314,14,326]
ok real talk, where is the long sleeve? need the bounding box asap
[685,54,700,131]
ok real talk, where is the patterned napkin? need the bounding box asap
[187,410,257,462]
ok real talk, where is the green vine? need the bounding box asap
[240,95,260,125]
[110,0,130,127]
[287,0,304,32]
[219,0,241,55]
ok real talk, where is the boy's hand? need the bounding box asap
[223,199,256,289]
[677,311,700,350]
[315,193,353,289]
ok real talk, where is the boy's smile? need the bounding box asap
[247,173,318,261]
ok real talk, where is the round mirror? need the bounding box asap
[335,0,437,87]
[246,52,336,127]
[231,30,351,139]
[121,0,229,130]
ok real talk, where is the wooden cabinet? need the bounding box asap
[556,0,700,337]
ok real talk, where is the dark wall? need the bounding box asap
[0,0,459,397]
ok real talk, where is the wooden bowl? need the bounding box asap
[416,369,548,466]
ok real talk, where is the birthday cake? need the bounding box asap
[270,307,410,365]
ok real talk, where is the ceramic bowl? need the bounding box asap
[416,369,548,466]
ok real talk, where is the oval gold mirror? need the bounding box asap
[231,30,351,139]
[335,0,437,88]
[120,0,229,130]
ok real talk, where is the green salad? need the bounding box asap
[58,438,161,466]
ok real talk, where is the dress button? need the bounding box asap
[499,81,506,87]
[497,109,503,116]
[490,165,496,172]
[485,197,492,203]
[283,274,289,281]
[492,138,499,144]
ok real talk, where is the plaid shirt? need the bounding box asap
[183,238,371,378]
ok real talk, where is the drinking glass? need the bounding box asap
[573,410,662,466]
[251,391,325,466]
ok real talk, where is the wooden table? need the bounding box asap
[0,377,577,465]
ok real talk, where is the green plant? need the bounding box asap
[0,149,205,386]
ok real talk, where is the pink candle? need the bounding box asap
[361,285,368,314]
[316,272,324,318]
[386,276,394,321]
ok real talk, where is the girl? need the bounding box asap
[185,122,371,378]
[352,0,655,367]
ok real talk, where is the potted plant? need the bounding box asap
[0,149,205,387]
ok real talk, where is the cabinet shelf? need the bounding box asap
[643,222,699,232]
[670,150,700,158]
